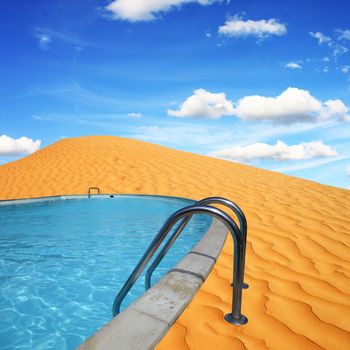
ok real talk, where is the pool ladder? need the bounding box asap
[112,197,249,325]
[88,187,100,198]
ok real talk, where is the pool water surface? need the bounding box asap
[0,195,211,349]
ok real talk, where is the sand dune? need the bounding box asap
[0,136,349,349]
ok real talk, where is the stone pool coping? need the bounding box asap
[78,218,227,350]
[0,193,196,205]
[0,194,228,350]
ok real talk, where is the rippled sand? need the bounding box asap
[1,136,349,350]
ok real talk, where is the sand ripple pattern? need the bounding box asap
[0,136,349,350]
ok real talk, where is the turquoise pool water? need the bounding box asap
[0,195,211,350]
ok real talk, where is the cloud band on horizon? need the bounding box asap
[0,135,41,157]
[209,140,337,162]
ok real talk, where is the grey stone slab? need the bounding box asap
[130,270,202,324]
[191,220,227,256]
[77,308,169,350]
[172,253,215,281]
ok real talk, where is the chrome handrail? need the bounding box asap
[88,187,100,198]
[112,204,248,325]
[145,197,248,290]
[144,215,192,290]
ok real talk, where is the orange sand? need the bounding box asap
[0,136,349,349]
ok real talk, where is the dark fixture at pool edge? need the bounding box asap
[112,196,248,326]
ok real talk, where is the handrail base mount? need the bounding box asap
[224,313,248,325]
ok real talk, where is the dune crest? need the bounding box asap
[1,136,349,349]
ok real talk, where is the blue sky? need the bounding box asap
[1,0,350,189]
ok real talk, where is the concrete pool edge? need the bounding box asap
[0,193,196,205]
[78,218,228,350]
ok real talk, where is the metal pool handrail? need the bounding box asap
[88,187,100,197]
[112,204,248,325]
[145,196,249,291]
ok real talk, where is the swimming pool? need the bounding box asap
[0,195,211,350]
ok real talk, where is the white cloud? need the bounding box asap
[309,30,349,58]
[310,31,331,45]
[168,87,350,123]
[336,29,350,41]
[323,99,350,121]
[209,140,337,162]
[285,62,302,69]
[219,15,286,39]
[235,88,321,122]
[35,29,51,49]
[235,87,350,123]
[128,112,142,117]
[39,34,51,48]
[168,88,234,119]
[34,27,89,49]
[105,0,222,22]
[328,41,348,57]
[0,135,41,156]
[341,65,350,73]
